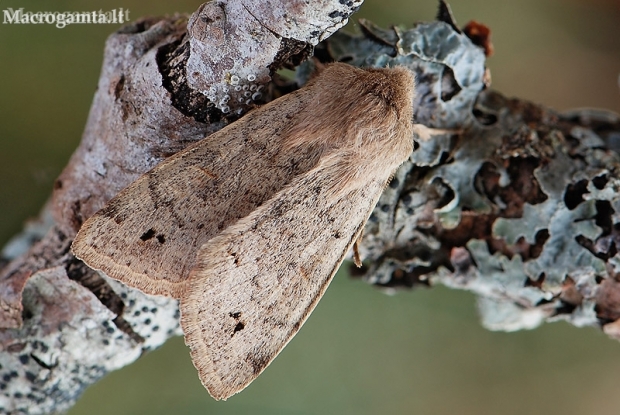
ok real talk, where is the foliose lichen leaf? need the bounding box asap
[325,18,620,336]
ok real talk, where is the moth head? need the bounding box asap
[285,63,417,193]
[284,63,415,155]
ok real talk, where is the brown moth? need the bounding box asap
[72,63,416,400]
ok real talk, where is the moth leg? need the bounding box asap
[353,229,364,268]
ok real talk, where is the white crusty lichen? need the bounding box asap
[0,265,180,415]
[187,0,363,113]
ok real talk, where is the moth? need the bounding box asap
[72,63,416,400]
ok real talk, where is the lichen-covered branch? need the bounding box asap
[1,0,620,414]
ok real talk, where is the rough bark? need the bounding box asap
[1,0,620,413]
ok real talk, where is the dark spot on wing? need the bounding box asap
[232,322,245,337]
[140,229,156,241]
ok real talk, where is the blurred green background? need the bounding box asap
[1,0,619,414]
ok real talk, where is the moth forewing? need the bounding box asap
[180,168,393,400]
[180,65,416,400]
